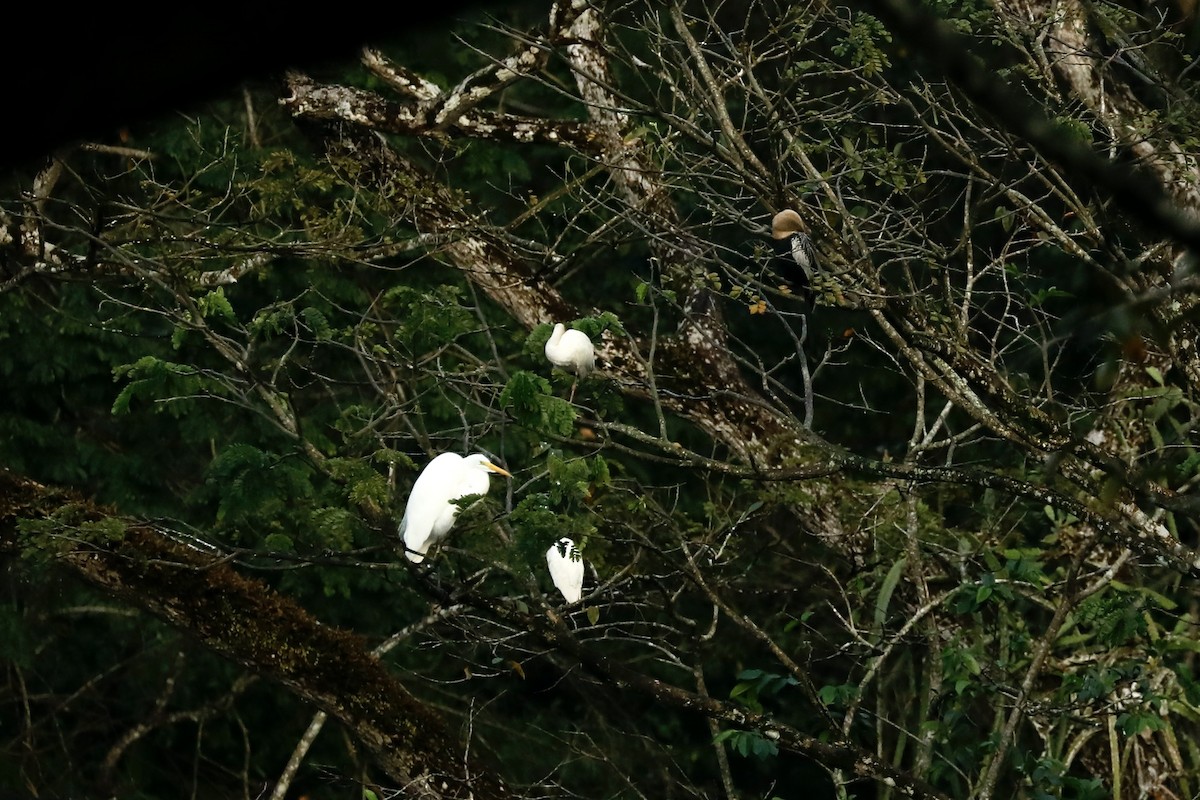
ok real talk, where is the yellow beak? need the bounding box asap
[484,462,513,478]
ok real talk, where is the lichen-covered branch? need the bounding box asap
[0,470,514,800]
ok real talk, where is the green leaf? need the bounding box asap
[712,730,737,745]
[1119,711,1164,736]
[572,311,625,340]
[198,287,236,321]
[500,371,578,436]
[110,355,215,416]
[264,533,295,552]
[1177,452,1200,478]
[874,556,907,631]
[818,683,857,707]
[500,370,550,413]
[301,306,332,340]
[349,472,389,512]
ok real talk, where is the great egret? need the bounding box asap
[546,537,584,604]
[544,322,595,402]
[770,209,819,310]
[400,452,512,563]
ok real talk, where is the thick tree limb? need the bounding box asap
[282,70,595,150]
[0,470,514,800]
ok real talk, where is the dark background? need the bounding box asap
[1,3,494,169]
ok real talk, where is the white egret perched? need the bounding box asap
[546,537,584,604]
[544,322,595,402]
[770,209,819,310]
[400,452,512,563]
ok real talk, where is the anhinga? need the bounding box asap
[770,208,819,310]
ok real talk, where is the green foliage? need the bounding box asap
[840,137,924,189]
[1075,591,1147,646]
[79,517,128,544]
[1029,286,1073,307]
[373,447,419,474]
[328,457,390,516]
[712,728,779,760]
[873,556,906,633]
[1053,116,1094,145]
[111,356,221,416]
[730,668,798,714]
[263,532,295,552]
[202,443,314,534]
[832,12,891,76]
[500,371,577,436]
[1021,756,1108,800]
[1003,548,1048,585]
[309,507,365,551]
[250,148,369,245]
[197,287,236,322]
[300,306,333,341]
[817,682,859,709]
[952,570,1015,614]
[506,452,607,571]
[941,644,984,696]
[924,0,996,31]
[508,493,582,569]
[545,451,604,504]
[572,311,625,341]
[250,302,297,339]
[378,284,476,356]
[15,518,64,562]
[1119,708,1165,736]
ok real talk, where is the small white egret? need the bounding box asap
[770,209,819,310]
[546,537,584,604]
[544,322,595,402]
[400,452,512,563]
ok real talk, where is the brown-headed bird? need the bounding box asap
[770,209,819,310]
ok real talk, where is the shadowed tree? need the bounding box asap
[3,1,1200,798]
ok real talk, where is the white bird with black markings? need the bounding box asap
[400,452,512,563]
[545,537,585,604]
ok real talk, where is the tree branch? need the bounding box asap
[0,469,514,800]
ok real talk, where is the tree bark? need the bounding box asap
[0,470,514,800]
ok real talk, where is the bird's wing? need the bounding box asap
[790,233,818,279]
[565,330,596,374]
[402,453,462,561]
